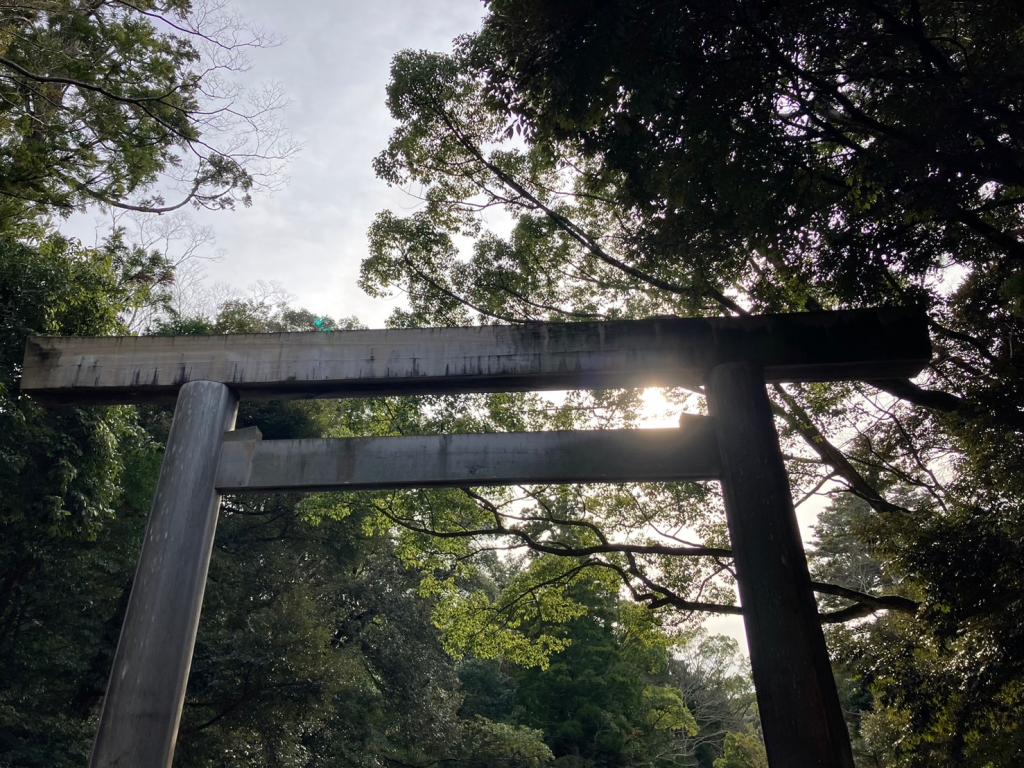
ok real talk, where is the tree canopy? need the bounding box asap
[3,2,1023,766]
[362,2,1024,763]
[0,1,290,226]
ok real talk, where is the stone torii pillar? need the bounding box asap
[90,381,237,766]
[21,308,931,768]
[708,363,853,765]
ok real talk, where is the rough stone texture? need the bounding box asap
[23,308,930,404]
[90,381,238,768]
[215,421,719,492]
[708,362,854,768]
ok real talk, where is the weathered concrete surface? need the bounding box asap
[91,381,238,768]
[707,362,854,768]
[22,308,930,404]
[215,421,719,492]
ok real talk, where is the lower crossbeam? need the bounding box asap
[215,420,719,492]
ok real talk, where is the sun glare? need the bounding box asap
[637,387,681,428]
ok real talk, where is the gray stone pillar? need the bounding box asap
[707,362,854,768]
[91,381,238,767]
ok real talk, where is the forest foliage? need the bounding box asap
[361,1,1024,764]
[1,1,1023,767]
[0,3,760,766]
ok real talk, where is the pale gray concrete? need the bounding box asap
[90,381,238,768]
[23,308,929,404]
[215,421,719,492]
[707,362,854,768]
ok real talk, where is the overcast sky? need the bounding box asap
[119,1,487,326]
[209,0,484,324]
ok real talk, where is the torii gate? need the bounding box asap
[21,307,930,768]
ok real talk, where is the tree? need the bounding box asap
[509,581,699,766]
[667,635,757,767]
[450,718,553,768]
[456,576,759,768]
[713,732,768,768]
[816,492,1024,766]
[0,231,175,765]
[0,0,290,225]
[0,4,302,762]
[362,1,1024,762]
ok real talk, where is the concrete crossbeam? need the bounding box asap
[215,422,719,492]
[22,308,930,404]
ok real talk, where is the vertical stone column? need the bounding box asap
[706,362,854,768]
[91,381,238,768]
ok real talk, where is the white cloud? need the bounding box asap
[185,1,486,326]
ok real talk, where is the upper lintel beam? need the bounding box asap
[22,308,930,404]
